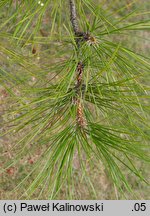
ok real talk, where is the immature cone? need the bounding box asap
[76,99,85,127]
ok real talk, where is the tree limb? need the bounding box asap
[69,0,86,127]
[69,0,79,34]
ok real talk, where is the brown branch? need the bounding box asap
[69,0,94,47]
[69,0,79,34]
[69,0,86,127]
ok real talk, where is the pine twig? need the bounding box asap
[69,0,79,34]
[69,0,86,127]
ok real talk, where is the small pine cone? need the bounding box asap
[76,99,85,127]
[32,46,37,54]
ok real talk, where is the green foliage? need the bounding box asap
[0,0,150,199]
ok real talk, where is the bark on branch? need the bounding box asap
[69,0,86,127]
[69,0,79,34]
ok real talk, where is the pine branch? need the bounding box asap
[69,0,86,127]
[69,0,79,34]
[1,0,149,199]
[69,0,92,47]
